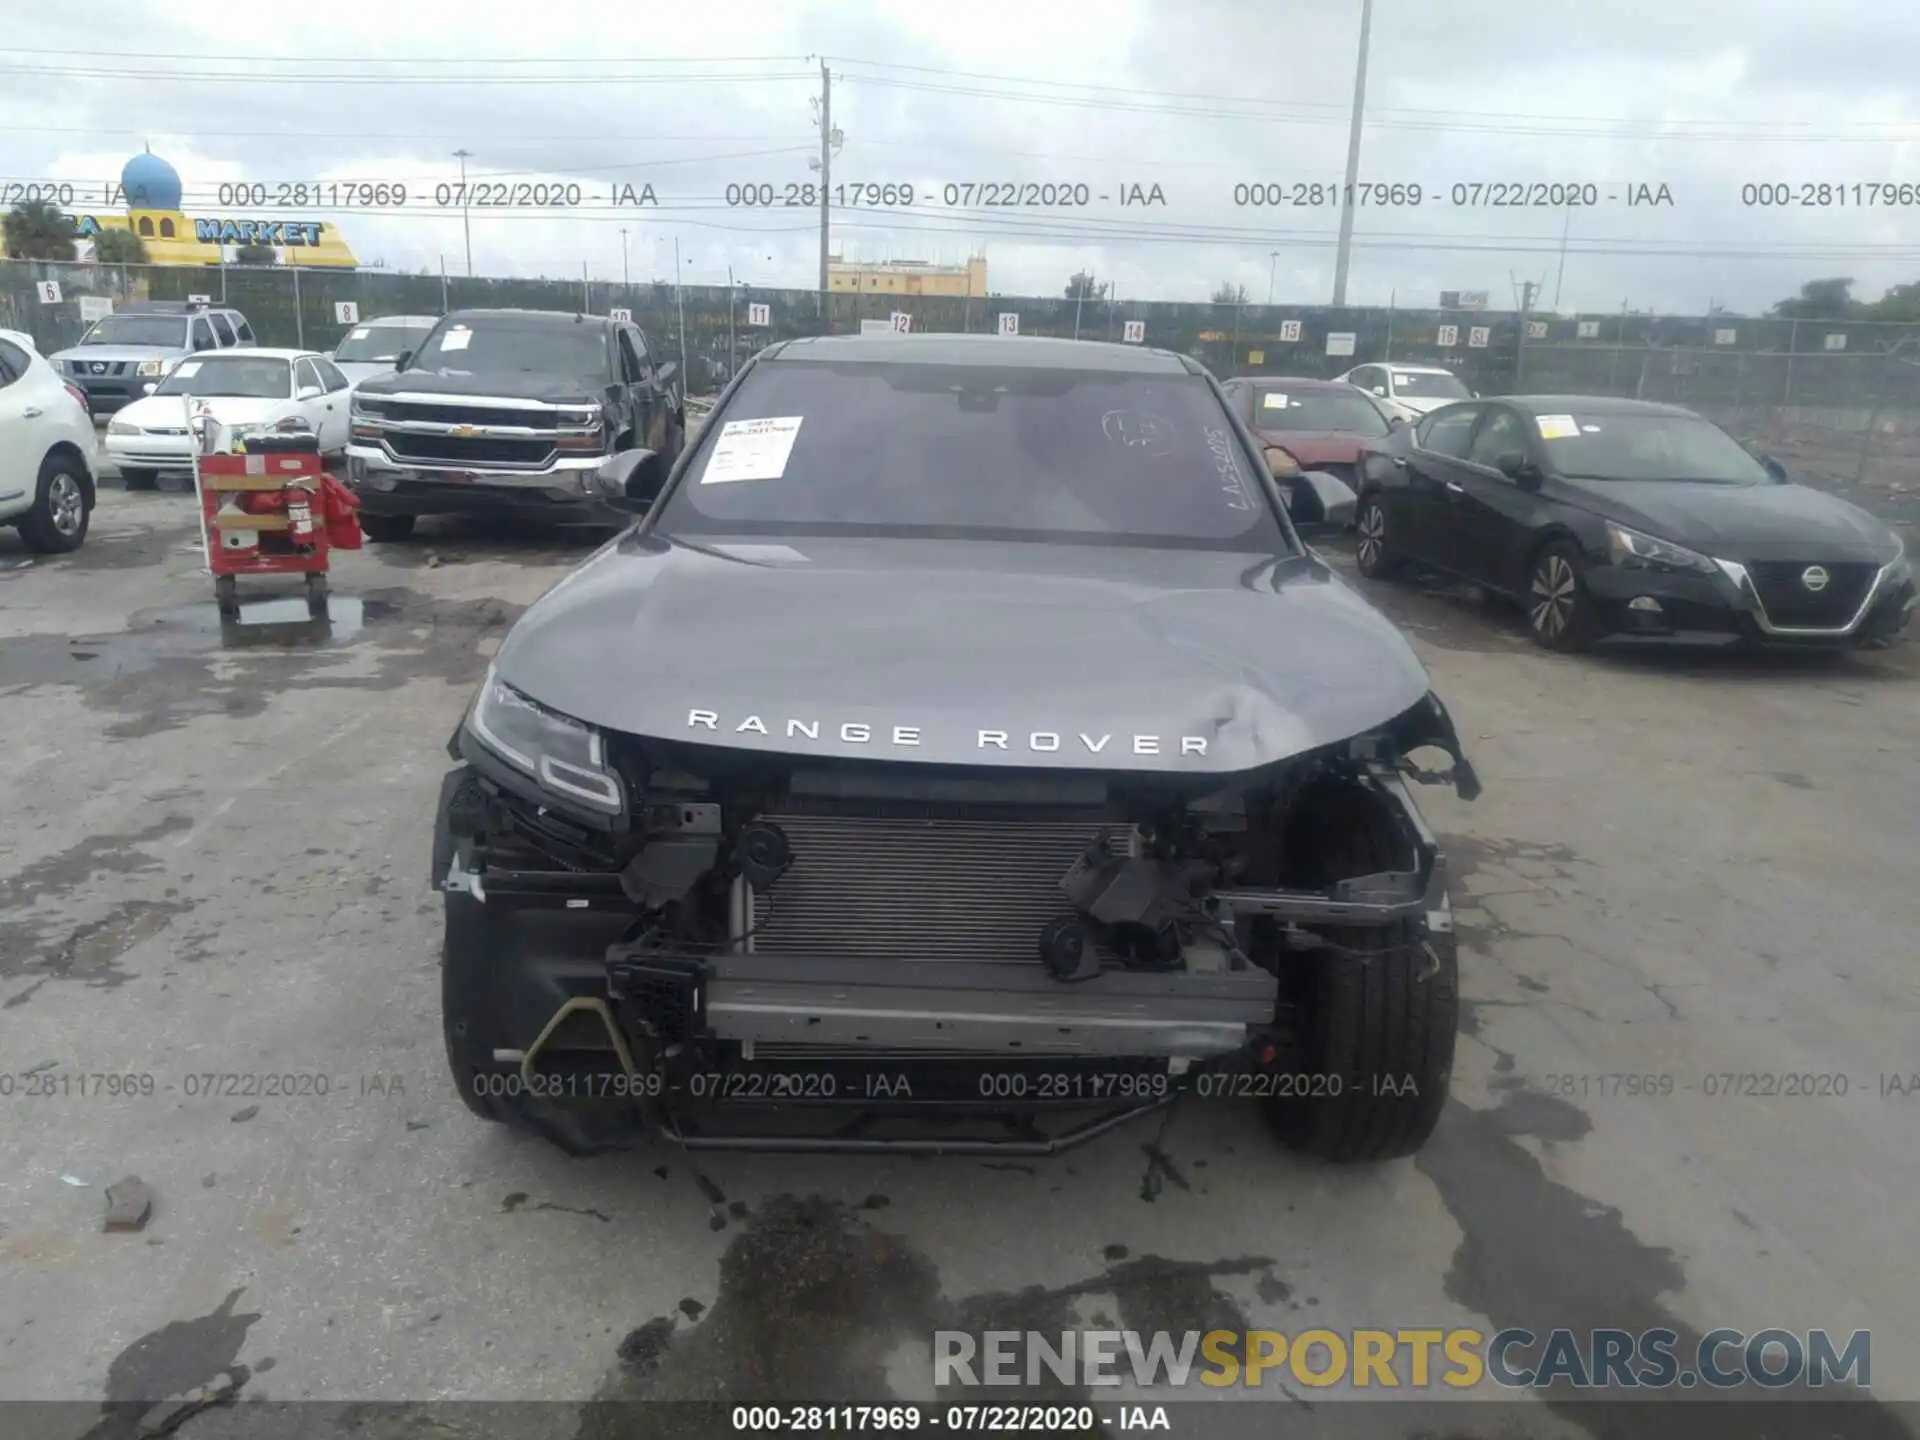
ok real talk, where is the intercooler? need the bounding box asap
[741,809,1137,965]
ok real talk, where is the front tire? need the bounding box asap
[1353,495,1400,579]
[1266,920,1458,1162]
[119,467,159,492]
[17,454,91,554]
[359,512,416,543]
[1527,540,1599,651]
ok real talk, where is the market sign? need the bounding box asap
[194,219,327,247]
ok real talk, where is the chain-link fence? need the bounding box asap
[7,258,1917,519]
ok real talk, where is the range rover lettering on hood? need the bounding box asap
[687,709,1208,756]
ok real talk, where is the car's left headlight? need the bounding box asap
[1604,521,1716,575]
[137,360,166,376]
[107,420,141,437]
[466,664,623,814]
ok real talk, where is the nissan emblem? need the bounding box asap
[1800,565,1831,592]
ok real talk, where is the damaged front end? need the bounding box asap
[434,673,1477,1157]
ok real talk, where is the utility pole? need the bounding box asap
[675,237,689,384]
[1553,203,1572,312]
[619,228,630,288]
[728,264,738,381]
[1515,279,1538,389]
[453,149,474,277]
[818,63,833,313]
[1330,0,1374,307]
[1267,251,1279,306]
[1074,273,1087,340]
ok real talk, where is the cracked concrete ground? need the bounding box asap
[2,472,1917,1438]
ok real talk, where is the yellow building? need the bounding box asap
[828,253,986,298]
[67,151,358,268]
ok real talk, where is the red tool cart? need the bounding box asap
[195,425,362,619]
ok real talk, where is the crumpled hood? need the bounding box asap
[493,535,1435,775]
[1562,479,1901,561]
[1252,428,1369,465]
[49,343,187,367]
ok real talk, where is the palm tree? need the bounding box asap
[91,228,150,264]
[3,200,77,260]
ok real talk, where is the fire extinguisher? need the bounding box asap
[287,484,316,542]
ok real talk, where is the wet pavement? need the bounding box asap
[1,476,1917,1437]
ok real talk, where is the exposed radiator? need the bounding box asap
[744,810,1137,965]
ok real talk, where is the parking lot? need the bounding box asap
[3,456,1918,1437]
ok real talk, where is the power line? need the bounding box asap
[0,63,817,85]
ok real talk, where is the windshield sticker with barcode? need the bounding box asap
[701,416,804,484]
[439,328,472,352]
[1535,414,1580,440]
[1202,427,1257,512]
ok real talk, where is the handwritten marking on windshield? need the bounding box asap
[1203,426,1256,512]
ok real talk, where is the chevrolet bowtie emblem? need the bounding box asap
[451,424,480,438]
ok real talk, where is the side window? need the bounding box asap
[0,337,28,387]
[191,318,216,351]
[294,358,322,395]
[207,312,236,346]
[1467,408,1528,468]
[616,330,645,382]
[629,327,650,365]
[232,315,256,344]
[1349,366,1378,394]
[315,358,350,392]
[1415,404,1482,459]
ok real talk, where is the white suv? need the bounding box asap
[0,329,97,554]
[1334,362,1475,422]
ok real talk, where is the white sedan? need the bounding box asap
[0,328,99,554]
[104,348,353,491]
[1332,362,1476,423]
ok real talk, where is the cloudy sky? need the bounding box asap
[5,0,1917,314]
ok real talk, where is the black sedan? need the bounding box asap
[1352,395,1915,651]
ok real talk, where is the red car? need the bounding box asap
[1219,376,1400,495]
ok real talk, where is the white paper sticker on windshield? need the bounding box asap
[440,328,472,352]
[348,327,371,340]
[1261,392,1290,409]
[173,360,202,378]
[1392,374,1422,385]
[702,416,804,484]
[1535,413,1579,440]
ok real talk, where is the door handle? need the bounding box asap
[1391,456,1407,469]
[23,406,43,418]
[1444,480,1465,494]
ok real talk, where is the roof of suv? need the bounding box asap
[441,309,611,328]
[767,333,1194,373]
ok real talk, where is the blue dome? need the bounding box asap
[121,153,181,211]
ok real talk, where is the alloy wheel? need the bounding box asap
[1530,552,1577,638]
[1357,504,1386,572]
[48,472,84,536]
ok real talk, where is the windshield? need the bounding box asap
[152,355,291,398]
[1391,371,1472,399]
[657,361,1287,550]
[406,318,607,379]
[1541,412,1775,484]
[1254,388,1391,436]
[81,315,189,348]
[335,322,436,364]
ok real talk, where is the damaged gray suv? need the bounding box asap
[432,334,1480,1161]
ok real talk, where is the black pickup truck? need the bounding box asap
[344,308,685,540]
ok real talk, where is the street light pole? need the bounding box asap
[728,264,737,380]
[453,149,474,277]
[674,237,688,384]
[619,228,630,288]
[1330,0,1374,306]
[1267,251,1279,306]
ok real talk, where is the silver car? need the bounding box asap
[329,314,439,388]
[49,304,256,415]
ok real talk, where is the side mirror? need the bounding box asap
[1761,454,1787,483]
[1286,470,1359,535]
[394,349,413,371]
[296,384,323,400]
[1496,452,1542,489]
[1262,445,1300,480]
[589,447,664,509]
[141,382,157,395]
[1371,386,1387,397]
[1388,414,1407,430]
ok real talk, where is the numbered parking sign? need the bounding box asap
[1577,320,1600,339]
[334,301,360,324]
[187,293,212,304]
[747,302,771,327]
[890,311,912,334]
[998,312,1019,336]
[35,280,62,304]
[1437,325,1459,347]
[609,307,632,323]
[1325,332,1356,357]
[1527,320,1548,339]
[1824,333,1846,351]
[1468,326,1491,349]
[1122,320,1145,344]
[1278,319,1302,343]
[1713,328,1737,346]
